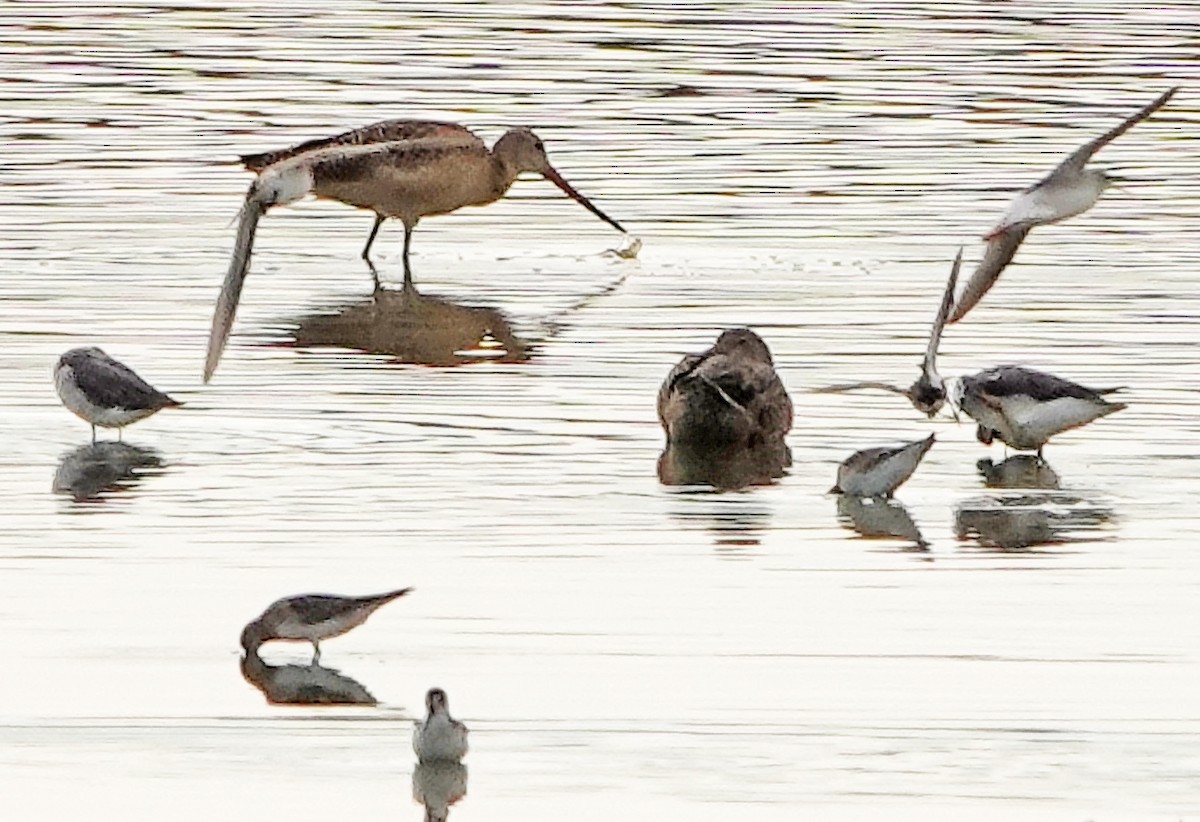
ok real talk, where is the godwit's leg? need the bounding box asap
[118,427,123,442]
[402,222,415,288]
[91,424,96,444]
[366,259,382,293]
[311,640,321,664]
[361,214,385,261]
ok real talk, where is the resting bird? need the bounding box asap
[240,588,413,662]
[54,347,182,442]
[238,119,482,260]
[950,86,1179,323]
[817,248,961,418]
[954,365,1126,455]
[205,127,626,382]
[413,688,469,764]
[831,434,936,498]
[657,328,793,452]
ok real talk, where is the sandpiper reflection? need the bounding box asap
[52,441,165,502]
[239,649,376,705]
[292,279,529,366]
[955,492,1115,551]
[835,495,928,551]
[977,455,1061,490]
[413,761,468,822]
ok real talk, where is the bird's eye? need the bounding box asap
[534,140,544,151]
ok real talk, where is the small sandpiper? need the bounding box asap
[240,588,413,662]
[657,328,793,452]
[831,434,936,498]
[954,365,1126,456]
[818,249,961,419]
[54,347,182,442]
[413,688,469,764]
[950,86,1179,323]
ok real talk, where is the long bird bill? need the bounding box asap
[542,166,626,234]
[204,197,265,382]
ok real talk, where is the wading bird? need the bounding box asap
[950,86,1179,323]
[240,588,413,662]
[204,127,627,382]
[831,434,936,498]
[54,347,182,442]
[413,688,469,764]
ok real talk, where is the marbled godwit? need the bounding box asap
[54,347,182,442]
[204,127,626,382]
[413,688,469,763]
[953,365,1125,456]
[830,434,936,498]
[950,86,1179,323]
[657,328,793,452]
[239,119,482,260]
[239,587,413,662]
[817,248,962,418]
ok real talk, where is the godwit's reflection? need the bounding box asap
[955,492,1116,551]
[976,455,1061,489]
[292,280,529,366]
[239,649,376,705]
[52,441,165,502]
[835,494,928,551]
[413,761,468,822]
[657,442,791,491]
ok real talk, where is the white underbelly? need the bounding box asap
[55,367,157,428]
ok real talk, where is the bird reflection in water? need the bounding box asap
[239,648,376,706]
[835,495,929,552]
[955,491,1116,552]
[413,761,468,822]
[52,441,165,503]
[292,277,529,367]
[657,441,791,491]
[976,455,1061,490]
[667,494,775,553]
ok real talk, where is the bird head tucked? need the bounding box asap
[710,328,774,366]
[240,619,269,653]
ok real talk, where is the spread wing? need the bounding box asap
[948,227,1030,323]
[923,246,962,376]
[1048,86,1178,178]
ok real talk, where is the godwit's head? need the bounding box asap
[710,328,774,366]
[425,687,450,716]
[906,372,947,418]
[493,128,626,234]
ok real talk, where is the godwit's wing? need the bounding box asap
[283,588,413,625]
[923,246,962,376]
[1044,87,1179,180]
[948,227,1030,323]
[240,120,481,172]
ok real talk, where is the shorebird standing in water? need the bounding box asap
[239,119,482,261]
[240,588,413,662]
[818,248,962,418]
[831,434,936,498]
[953,365,1126,456]
[950,86,1179,323]
[54,347,182,442]
[205,127,627,382]
[413,688,469,764]
[657,328,793,452]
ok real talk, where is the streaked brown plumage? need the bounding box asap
[240,587,413,663]
[205,127,626,382]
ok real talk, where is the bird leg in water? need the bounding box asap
[362,213,385,261]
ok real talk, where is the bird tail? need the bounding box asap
[203,164,312,383]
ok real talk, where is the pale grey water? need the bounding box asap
[1,2,1199,819]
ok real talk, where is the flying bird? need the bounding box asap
[54,347,182,442]
[953,365,1126,455]
[817,248,962,418]
[205,127,626,382]
[950,86,1179,323]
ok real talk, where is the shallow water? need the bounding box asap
[1,2,1199,819]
